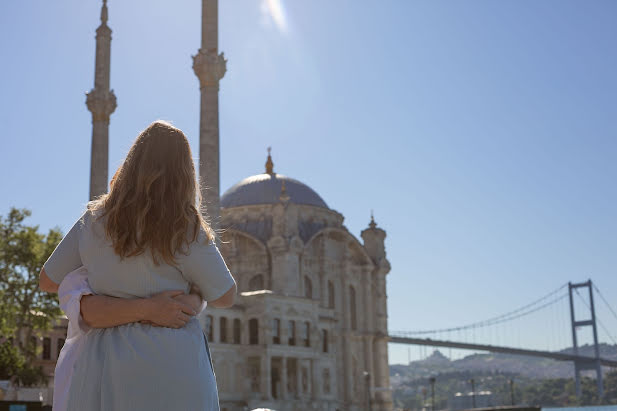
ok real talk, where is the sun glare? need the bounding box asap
[261,0,288,33]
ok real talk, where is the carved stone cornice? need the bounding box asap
[192,49,227,89]
[95,23,111,39]
[86,88,117,122]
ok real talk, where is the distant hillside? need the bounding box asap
[389,344,617,409]
[391,343,617,381]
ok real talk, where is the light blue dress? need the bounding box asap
[44,210,235,411]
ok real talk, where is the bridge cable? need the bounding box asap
[392,289,568,337]
[593,283,617,324]
[573,288,617,345]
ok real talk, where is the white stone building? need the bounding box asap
[202,154,393,411]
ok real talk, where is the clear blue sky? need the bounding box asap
[1,1,616,365]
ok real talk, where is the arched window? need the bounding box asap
[248,274,264,291]
[233,319,241,344]
[349,286,357,331]
[288,320,296,346]
[220,317,228,343]
[302,321,310,347]
[249,319,259,345]
[304,276,312,299]
[205,315,214,341]
[272,318,281,344]
[328,280,335,308]
[322,329,328,353]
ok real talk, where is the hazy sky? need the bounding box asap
[1,1,616,365]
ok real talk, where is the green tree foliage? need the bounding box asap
[0,340,25,378]
[605,369,617,404]
[0,208,63,385]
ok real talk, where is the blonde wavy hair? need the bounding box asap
[89,120,215,265]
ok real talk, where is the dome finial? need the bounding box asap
[265,146,274,174]
[369,210,377,229]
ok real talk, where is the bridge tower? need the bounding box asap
[568,280,603,398]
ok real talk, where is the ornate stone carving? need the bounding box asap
[192,49,227,88]
[86,88,116,122]
[267,235,287,254]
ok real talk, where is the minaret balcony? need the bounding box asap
[192,49,227,88]
[86,88,117,121]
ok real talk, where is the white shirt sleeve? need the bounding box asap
[179,230,236,302]
[58,266,94,337]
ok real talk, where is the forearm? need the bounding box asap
[80,295,150,329]
[39,268,59,293]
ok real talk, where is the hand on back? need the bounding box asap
[172,292,202,314]
[143,290,198,329]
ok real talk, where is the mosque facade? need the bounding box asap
[199,154,393,411]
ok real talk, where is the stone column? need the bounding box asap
[372,274,391,410]
[87,0,116,200]
[192,0,226,229]
[296,358,302,399]
[281,357,288,400]
[340,254,353,407]
[311,359,318,399]
[363,268,373,332]
[362,268,375,402]
[261,354,271,399]
[306,359,313,398]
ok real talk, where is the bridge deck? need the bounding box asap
[388,335,617,368]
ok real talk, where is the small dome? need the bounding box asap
[221,173,328,209]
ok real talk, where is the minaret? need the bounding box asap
[192,0,227,228]
[361,213,393,411]
[86,0,117,201]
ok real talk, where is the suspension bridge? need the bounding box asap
[388,280,617,398]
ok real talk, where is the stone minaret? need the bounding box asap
[86,0,117,201]
[192,0,226,228]
[361,214,393,411]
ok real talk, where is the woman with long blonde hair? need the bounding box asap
[39,121,236,410]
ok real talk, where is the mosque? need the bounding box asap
[40,1,394,410]
[209,152,392,411]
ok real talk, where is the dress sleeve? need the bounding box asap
[43,214,85,285]
[181,233,236,302]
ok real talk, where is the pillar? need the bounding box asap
[192,0,226,228]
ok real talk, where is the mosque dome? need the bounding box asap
[220,150,328,209]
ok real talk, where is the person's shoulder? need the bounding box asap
[73,207,94,228]
[178,225,217,260]
[83,203,106,220]
[80,204,108,235]
[192,227,217,250]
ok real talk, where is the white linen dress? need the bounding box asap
[44,210,235,411]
